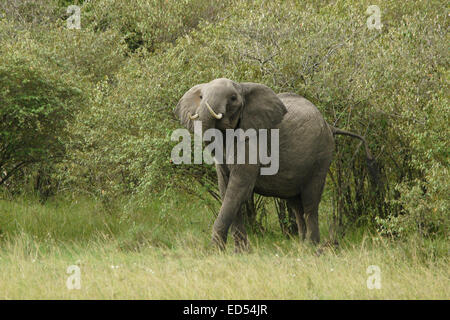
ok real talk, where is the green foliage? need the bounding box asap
[0,0,126,195]
[0,0,61,27]
[1,0,448,240]
[82,0,232,53]
[0,23,83,188]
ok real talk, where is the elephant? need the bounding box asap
[174,78,377,251]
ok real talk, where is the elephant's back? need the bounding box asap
[278,92,333,165]
[254,93,334,198]
[277,92,331,138]
[278,93,321,122]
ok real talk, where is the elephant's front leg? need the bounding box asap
[231,206,249,253]
[216,165,248,252]
[212,165,259,250]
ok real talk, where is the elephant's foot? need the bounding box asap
[211,231,227,251]
[232,228,250,253]
[315,239,339,256]
[234,239,251,254]
[308,235,320,245]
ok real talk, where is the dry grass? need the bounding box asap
[0,235,448,299]
[0,196,448,299]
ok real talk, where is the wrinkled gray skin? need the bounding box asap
[175,78,371,251]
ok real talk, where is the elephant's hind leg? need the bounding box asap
[286,196,306,241]
[301,170,328,245]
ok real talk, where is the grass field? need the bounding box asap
[0,195,448,299]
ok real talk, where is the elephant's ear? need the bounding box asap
[239,83,287,131]
[174,83,205,131]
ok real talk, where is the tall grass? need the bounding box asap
[0,195,448,299]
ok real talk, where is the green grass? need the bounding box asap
[0,195,448,299]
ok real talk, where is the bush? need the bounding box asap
[0,1,126,196]
[0,21,83,190]
[82,0,232,53]
[2,0,448,240]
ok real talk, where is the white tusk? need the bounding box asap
[205,101,223,119]
[188,113,199,120]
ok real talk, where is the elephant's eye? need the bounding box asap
[230,95,237,102]
[199,95,202,99]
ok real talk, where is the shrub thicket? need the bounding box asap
[1,0,448,239]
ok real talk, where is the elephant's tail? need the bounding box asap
[329,125,380,186]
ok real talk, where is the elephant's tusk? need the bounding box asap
[188,113,199,120]
[205,101,223,119]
